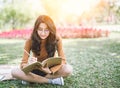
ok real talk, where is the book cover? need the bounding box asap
[22,57,62,74]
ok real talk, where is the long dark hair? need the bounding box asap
[31,15,57,57]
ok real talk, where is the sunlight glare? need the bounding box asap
[61,0,100,15]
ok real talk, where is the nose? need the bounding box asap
[41,30,45,35]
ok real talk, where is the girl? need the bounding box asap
[11,15,73,85]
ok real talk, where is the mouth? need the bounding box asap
[41,35,46,37]
[40,35,47,39]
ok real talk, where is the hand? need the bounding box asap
[28,57,37,64]
[40,67,51,74]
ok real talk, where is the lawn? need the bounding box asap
[0,32,120,88]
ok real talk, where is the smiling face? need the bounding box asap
[37,23,50,40]
[31,15,57,56]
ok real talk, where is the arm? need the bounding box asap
[50,34,66,73]
[56,34,66,64]
[20,39,32,69]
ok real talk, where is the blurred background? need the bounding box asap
[0,0,120,38]
[0,1,120,88]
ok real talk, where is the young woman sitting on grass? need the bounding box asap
[11,15,73,85]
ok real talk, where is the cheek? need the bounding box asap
[37,31,41,35]
[37,31,50,37]
[47,31,50,35]
[46,32,50,37]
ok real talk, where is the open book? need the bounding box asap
[22,57,62,74]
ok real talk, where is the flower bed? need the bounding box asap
[0,26,109,39]
[0,29,32,39]
[57,26,109,38]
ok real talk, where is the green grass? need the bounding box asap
[0,32,120,88]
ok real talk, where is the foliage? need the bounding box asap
[0,33,120,88]
[0,0,33,30]
[41,0,120,25]
[0,0,120,31]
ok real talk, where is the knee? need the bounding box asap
[11,68,16,77]
[66,64,73,75]
[63,64,73,77]
[11,68,20,78]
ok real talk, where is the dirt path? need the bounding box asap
[0,65,18,81]
[0,65,19,75]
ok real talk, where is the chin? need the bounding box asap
[41,37,47,40]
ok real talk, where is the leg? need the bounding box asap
[11,68,64,85]
[45,64,73,79]
[11,68,49,83]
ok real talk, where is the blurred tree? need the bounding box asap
[0,0,32,30]
[80,0,120,25]
[109,0,120,24]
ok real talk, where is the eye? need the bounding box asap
[44,29,49,32]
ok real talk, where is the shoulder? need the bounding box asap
[25,38,32,46]
[56,33,62,41]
